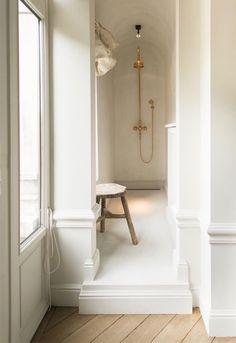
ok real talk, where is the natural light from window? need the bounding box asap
[19,1,42,243]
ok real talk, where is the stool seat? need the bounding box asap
[96,183,126,197]
[96,183,138,245]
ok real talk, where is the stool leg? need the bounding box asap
[101,197,106,233]
[121,195,138,245]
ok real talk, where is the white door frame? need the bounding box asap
[9,0,50,341]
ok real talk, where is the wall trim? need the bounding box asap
[84,248,100,282]
[51,283,82,307]
[165,123,176,129]
[202,308,236,337]
[176,210,200,229]
[208,223,236,244]
[20,300,48,343]
[166,205,177,247]
[79,283,192,314]
[53,203,100,228]
[115,180,164,190]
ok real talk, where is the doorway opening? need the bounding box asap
[95,0,177,285]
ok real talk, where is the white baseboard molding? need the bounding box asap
[209,310,236,337]
[51,283,82,307]
[115,180,165,190]
[201,306,236,337]
[79,283,192,314]
[20,300,48,343]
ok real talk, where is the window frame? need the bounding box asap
[18,0,50,249]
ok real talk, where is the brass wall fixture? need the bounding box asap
[133,25,155,164]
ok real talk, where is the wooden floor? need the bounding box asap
[32,307,236,343]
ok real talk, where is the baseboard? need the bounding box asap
[79,283,192,314]
[115,180,164,190]
[201,307,236,337]
[51,283,82,307]
[20,301,48,343]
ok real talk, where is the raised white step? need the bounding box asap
[79,282,192,314]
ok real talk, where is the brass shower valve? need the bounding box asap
[133,124,148,139]
[133,125,147,132]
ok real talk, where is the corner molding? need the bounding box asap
[208,223,236,244]
[176,210,200,229]
[172,249,189,282]
[53,203,100,228]
[165,123,176,128]
[202,308,236,337]
[51,283,82,307]
[84,248,100,281]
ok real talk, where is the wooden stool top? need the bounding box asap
[96,183,126,198]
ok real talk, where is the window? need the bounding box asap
[18,1,42,243]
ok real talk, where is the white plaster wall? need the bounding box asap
[175,0,201,306]
[177,0,201,211]
[50,0,95,211]
[211,0,236,223]
[96,72,114,183]
[199,0,211,316]
[210,0,236,317]
[49,0,97,297]
[166,46,176,125]
[113,44,166,184]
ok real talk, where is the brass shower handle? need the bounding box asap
[149,99,154,109]
[133,125,147,132]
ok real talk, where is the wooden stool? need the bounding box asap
[96,183,138,245]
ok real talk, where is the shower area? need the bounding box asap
[96,0,176,190]
[80,0,182,311]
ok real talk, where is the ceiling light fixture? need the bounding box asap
[135,24,142,39]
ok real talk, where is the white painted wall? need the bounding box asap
[199,0,211,323]
[200,0,236,336]
[211,0,236,224]
[113,44,167,186]
[96,72,114,183]
[166,46,176,125]
[50,0,99,304]
[175,0,201,306]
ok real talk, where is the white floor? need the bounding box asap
[95,190,176,284]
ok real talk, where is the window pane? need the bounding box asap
[18,1,41,243]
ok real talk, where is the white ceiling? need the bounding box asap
[95,0,176,59]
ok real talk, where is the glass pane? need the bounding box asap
[18,1,41,243]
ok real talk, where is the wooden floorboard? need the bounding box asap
[32,307,236,343]
[182,318,214,343]
[46,307,77,330]
[37,312,95,343]
[122,314,175,343]
[152,308,201,342]
[92,314,148,343]
[62,314,122,343]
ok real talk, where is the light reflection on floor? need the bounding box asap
[95,190,175,284]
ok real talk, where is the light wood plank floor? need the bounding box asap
[32,307,236,343]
